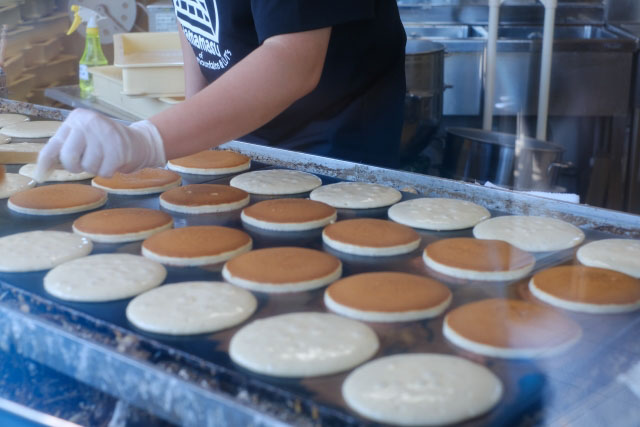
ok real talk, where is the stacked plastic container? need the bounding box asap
[2,0,75,102]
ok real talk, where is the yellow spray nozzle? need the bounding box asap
[67,5,82,36]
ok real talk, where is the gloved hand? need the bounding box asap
[34,109,166,182]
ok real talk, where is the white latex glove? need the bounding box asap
[34,109,166,182]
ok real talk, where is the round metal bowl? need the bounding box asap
[442,127,572,191]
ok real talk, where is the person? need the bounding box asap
[35,0,407,180]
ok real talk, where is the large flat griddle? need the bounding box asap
[0,99,639,427]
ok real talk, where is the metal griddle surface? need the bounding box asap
[1,156,639,426]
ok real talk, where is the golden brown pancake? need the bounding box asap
[142,226,252,266]
[92,168,181,194]
[73,208,173,242]
[222,247,342,292]
[530,265,640,312]
[322,218,421,256]
[325,272,451,317]
[159,184,249,212]
[167,150,250,172]
[425,238,535,272]
[241,198,337,230]
[8,183,107,214]
[444,298,581,358]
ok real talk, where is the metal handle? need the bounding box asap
[547,161,576,175]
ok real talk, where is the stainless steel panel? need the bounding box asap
[607,0,640,24]
[492,51,633,116]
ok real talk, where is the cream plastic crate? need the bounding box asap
[4,52,25,85]
[5,25,34,58]
[0,4,22,31]
[26,12,69,43]
[90,66,180,119]
[113,32,184,96]
[23,37,62,67]
[8,73,36,102]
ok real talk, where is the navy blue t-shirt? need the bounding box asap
[174,0,406,167]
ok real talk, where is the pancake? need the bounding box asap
[73,208,174,243]
[8,183,107,215]
[423,238,535,281]
[342,354,503,426]
[159,184,249,214]
[126,281,257,335]
[19,163,93,182]
[473,215,585,252]
[0,113,29,128]
[388,198,490,230]
[222,247,342,293]
[310,182,402,209]
[576,239,640,278]
[167,150,250,175]
[0,231,92,272]
[92,168,181,195]
[322,218,421,256]
[142,225,252,266]
[529,265,640,313]
[229,312,379,377]
[443,298,582,358]
[0,120,61,138]
[0,142,45,164]
[324,272,452,322]
[44,254,166,302]
[0,173,36,199]
[240,198,337,231]
[229,169,322,195]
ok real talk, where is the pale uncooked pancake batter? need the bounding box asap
[222,247,342,293]
[167,150,250,175]
[0,231,92,272]
[342,354,503,426]
[0,120,61,138]
[8,183,107,215]
[529,265,640,313]
[19,163,94,182]
[72,208,174,243]
[0,173,35,199]
[310,182,402,209]
[388,198,490,230]
[240,198,337,231]
[92,168,181,195]
[443,298,582,358]
[229,312,379,377]
[230,169,322,195]
[126,281,257,335]
[142,225,252,266]
[423,238,536,281]
[44,254,166,302]
[473,215,585,252]
[323,218,421,256]
[324,272,451,322]
[577,239,640,278]
[159,184,250,214]
[0,114,29,128]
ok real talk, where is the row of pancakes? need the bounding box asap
[0,146,639,426]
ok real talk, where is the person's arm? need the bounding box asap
[154,27,331,159]
[34,27,331,179]
[178,23,208,98]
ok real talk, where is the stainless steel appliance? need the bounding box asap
[443,127,572,190]
[402,39,446,158]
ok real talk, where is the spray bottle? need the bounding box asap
[67,5,108,97]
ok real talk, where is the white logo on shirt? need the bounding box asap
[174,0,232,70]
[174,0,219,43]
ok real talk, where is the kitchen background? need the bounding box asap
[2,0,640,213]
